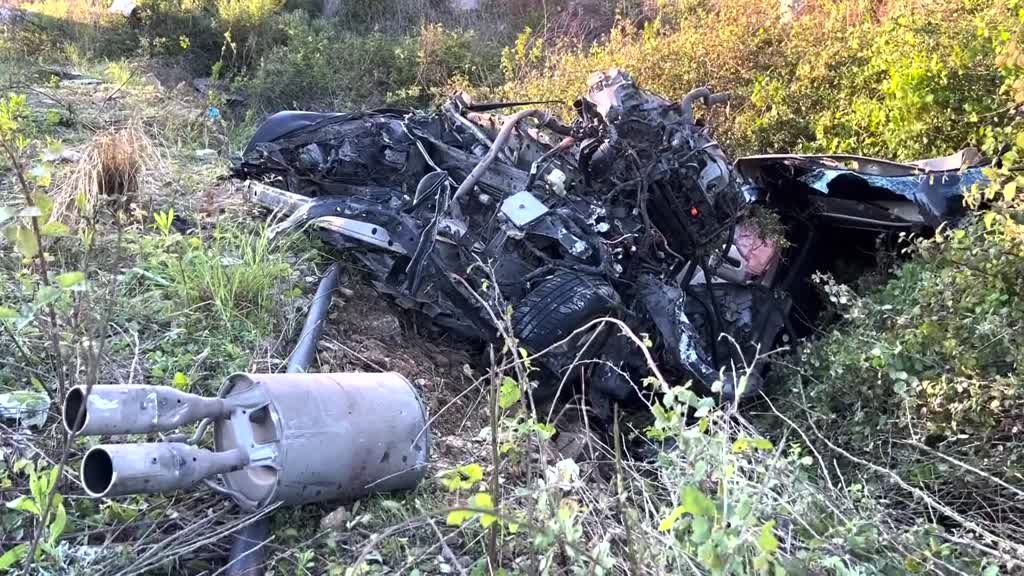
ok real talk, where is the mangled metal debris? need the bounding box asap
[235,69,989,416]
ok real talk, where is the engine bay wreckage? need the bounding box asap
[234,69,989,418]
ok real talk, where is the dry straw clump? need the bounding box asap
[53,120,155,224]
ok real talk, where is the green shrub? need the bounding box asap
[499,0,790,129]
[241,14,501,111]
[239,12,415,110]
[10,0,137,64]
[734,0,1011,159]
[503,0,1017,158]
[765,0,1024,528]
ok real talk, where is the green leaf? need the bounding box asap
[0,544,28,570]
[981,564,1000,576]
[498,376,521,409]
[693,396,715,418]
[659,506,686,532]
[440,463,484,492]
[34,286,62,307]
[49,500,67,544]
[31,193,53,220]
[75,190,89,213]
[471,492,496,527]
[448,492,496,527]
[5,224,38,258]
[983,211,998,229]
[40,221,68,237]
[446,509,473,526]
[0,306,16,320]
[681,485,716,518]
[690,515,711,543]
[531,421,556,439]
[1004,180,1017,202]
[0,206,16,226]
[55,271,85,288]
[47,466,59,493]
[172,372,190,391]
[732,436,774,453]
[6,495,40,515]
[757,521,779,554]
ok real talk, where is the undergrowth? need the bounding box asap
[2,0,1024,573]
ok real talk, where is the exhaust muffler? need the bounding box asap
[70,372,429,509]
[81,443,247,497]
[64,385,232,435]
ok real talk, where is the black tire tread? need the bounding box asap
[512,271,614,349]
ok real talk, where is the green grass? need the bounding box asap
[113,215,319,389]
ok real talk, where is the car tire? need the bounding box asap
[512,270,619,354]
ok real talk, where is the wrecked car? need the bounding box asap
[233,69,989,418]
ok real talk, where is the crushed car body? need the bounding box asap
[233,69,989,418]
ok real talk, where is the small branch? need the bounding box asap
[807,423,1024,562]
[0,138,67,403]
[614,404,641,575]
[23,226,125,570]
[423,510,468,576]
[487,344,501,572]
[901,440,1024,500]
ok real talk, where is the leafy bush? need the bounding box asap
[502,0,1024,557]
[8,0,137,63]
[503,0,1017,158]
[768,0,1024,538]
[735,0,1011,159]
[241,14,501,111]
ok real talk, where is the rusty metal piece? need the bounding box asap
[64,385,232,436]
[213,372,429,510]
[81,443,248,497]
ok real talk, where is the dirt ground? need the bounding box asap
[314,266,493,472]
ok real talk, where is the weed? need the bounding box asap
[52,121,154,225]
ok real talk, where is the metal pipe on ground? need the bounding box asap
[64,385,232,436]
[81,444,248,497]
[287,263,340,373]
[226,262,340,576]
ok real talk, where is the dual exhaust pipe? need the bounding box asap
[68,372,430,509]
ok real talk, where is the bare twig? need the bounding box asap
[487,344,501,572]
[807,424,1024,562]
[901,440,1024,500]
[423,510,468,576]
[614,404,641,575]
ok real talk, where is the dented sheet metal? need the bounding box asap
[797,168,987,226]
[235,69,990,412]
